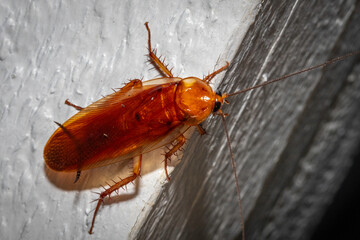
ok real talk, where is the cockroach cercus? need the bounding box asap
[43,22,360,236]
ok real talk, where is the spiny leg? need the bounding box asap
[144,22,174,78]
[74,170,81,183]
[164,134,187,181]
[117,79,142,93]
[89,155,142,234]
[203,61,229,83]
[54,121,67,131]
[65,99,83,111]
[196,124,207,135]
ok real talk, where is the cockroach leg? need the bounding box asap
[89,155,142,234]
[54,121,67,131]
[164,134,186,181]
[196,124,207,135]
[118,79,143,93]
[65,99,83,111]
[144,22,174,78]
[73,170,81,183]
[203,61,229,83]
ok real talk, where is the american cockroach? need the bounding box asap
[43,22,359,237]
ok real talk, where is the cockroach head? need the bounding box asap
[175,77,222,125]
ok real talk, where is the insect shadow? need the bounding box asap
[44,146,178,191]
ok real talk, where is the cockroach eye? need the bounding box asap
[213,90,222,112]
[213,101,222,112]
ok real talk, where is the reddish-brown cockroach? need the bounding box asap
[43,22,359,237]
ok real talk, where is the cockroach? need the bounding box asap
[43,22,359,237]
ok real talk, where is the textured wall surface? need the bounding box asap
[0,0,260,239]
[135,0,360,240]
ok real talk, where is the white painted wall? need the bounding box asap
[0,1,260,239]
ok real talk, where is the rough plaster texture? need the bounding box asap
[0,0,260,239]
[134,1,360,240]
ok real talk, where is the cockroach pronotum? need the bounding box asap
[43,22,359,237]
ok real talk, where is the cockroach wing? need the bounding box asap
[44,78,189,172]
[87,124,191,169]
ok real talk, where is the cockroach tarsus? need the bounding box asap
[43,21,360,238]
